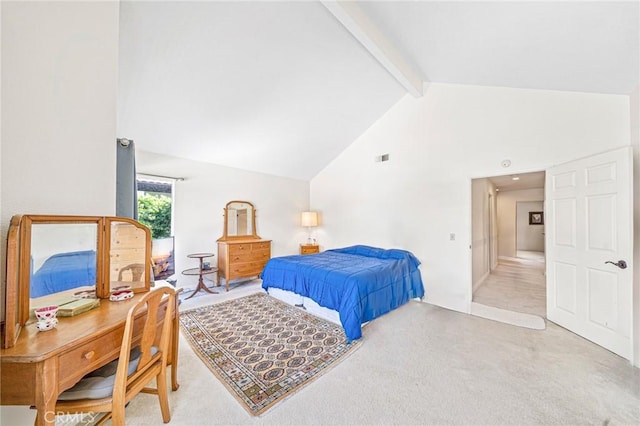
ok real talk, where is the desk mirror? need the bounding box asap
[19,216,103,324]
[30,223,98,300]
[106,218,151,293]
[220,200,259,240]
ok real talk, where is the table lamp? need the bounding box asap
[301,211,318,244]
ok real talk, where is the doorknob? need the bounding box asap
[605,260,627,269]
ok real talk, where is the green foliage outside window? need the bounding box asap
[138,193,172,238]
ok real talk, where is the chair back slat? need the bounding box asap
[137,295,161,370]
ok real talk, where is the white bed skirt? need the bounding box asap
[266,288,341,325]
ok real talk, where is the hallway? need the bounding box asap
[473,252,546,318]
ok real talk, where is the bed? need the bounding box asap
[260,245,424,341]
[31,250,97,298]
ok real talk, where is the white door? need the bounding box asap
[546,146,634,360]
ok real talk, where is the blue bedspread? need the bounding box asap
[31,250,97,298]
[261,245,424,341]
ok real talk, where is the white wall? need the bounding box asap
[0,2,119,422]
[493,188,546,261]
[471,178,497,290]
[137,151,309,289]
[515,201,545,252]
[630,83,639,366]
[0,1,119,303]
[311,82,630,313]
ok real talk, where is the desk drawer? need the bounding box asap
[58,330,124,391]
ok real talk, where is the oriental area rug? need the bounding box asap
[179,292,361,416]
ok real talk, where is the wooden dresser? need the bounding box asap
[217,239,271,291]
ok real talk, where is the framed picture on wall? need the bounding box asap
[529,211,544,225]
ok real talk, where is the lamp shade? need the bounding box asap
[301,211,318,227]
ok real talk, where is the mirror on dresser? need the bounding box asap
[217,201,271,292]
[221,200,258,239]
[2,214,152,348]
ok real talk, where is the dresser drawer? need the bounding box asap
[248,249,270,261]
[230,261,267,277]
[228,243,253,255]
[58,330,124,391]
[229,252,258,263]
[230,250,270,264]
[251,241,271,251]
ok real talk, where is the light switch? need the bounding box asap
[449,233,455,241]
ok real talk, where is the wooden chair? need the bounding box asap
[39,287,176,425]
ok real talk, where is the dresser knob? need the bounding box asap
[83,351,95,360]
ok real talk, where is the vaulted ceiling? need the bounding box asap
[117,1,639,180]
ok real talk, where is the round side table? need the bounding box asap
[182,253,218,300]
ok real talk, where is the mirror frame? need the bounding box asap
[3,215,23,348]
[218,200,260,241]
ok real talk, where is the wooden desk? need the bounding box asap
[0,286,181,426]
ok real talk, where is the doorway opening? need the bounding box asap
[471,170,547,326]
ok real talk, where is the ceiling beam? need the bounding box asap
[321,1,424,97]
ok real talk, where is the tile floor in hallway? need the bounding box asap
[473,251,546,318]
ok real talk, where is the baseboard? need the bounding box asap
[473,270,490,293]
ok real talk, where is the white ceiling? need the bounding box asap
[117,1,639,180]
[361,1,640,95]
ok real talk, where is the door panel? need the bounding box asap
[553,198,576,247]
[585,162,616,185]
[587,268,618,330]
[546,146,633,360]
[586,195,616,251]
[553,261,576,314]
[553,171,576,190]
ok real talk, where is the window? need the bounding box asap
[136,176,174,238]
[137,176,176,280]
